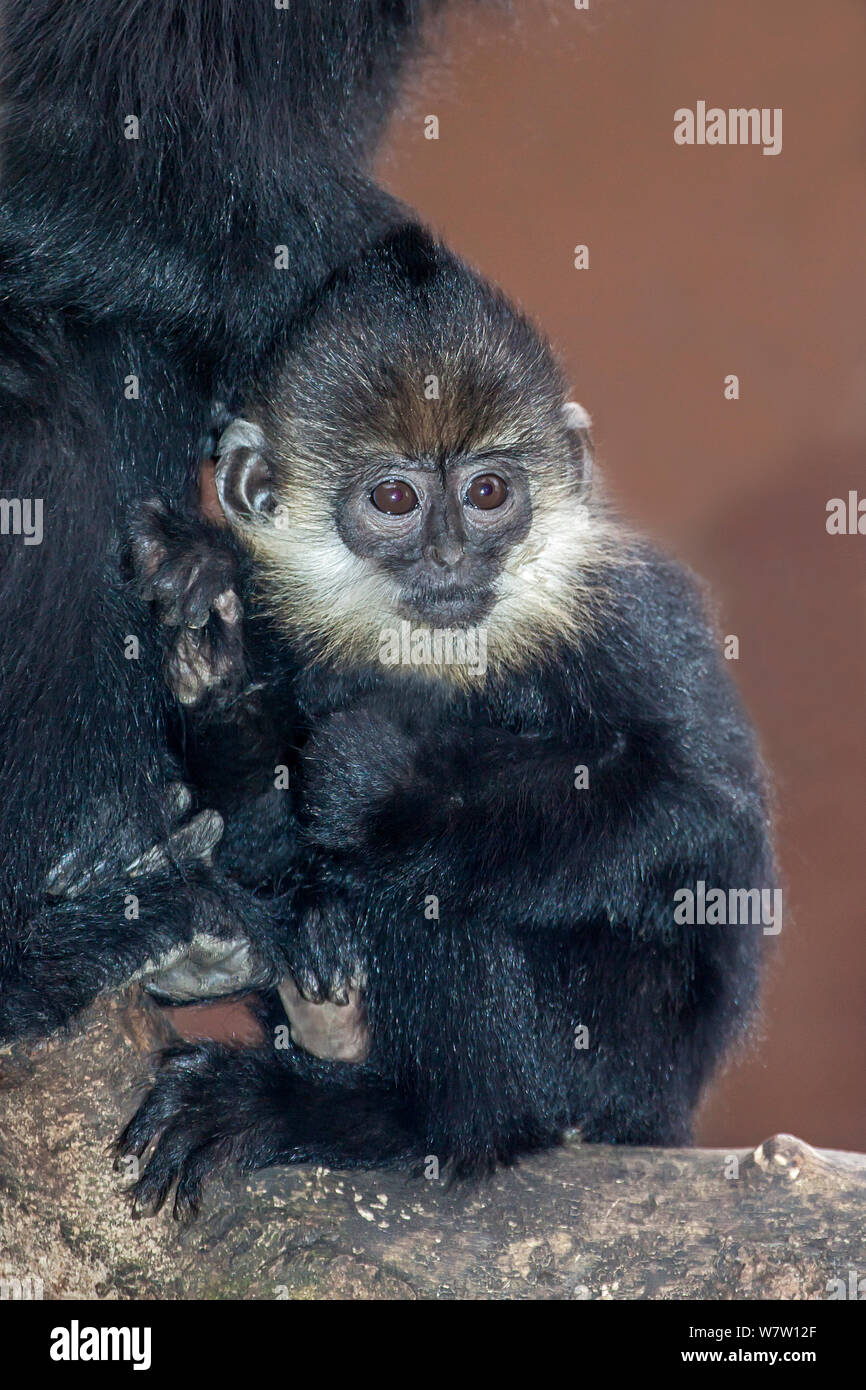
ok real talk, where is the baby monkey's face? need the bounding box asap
[208,224,600,674]
[335,453,532,624]
[210,391,596,677]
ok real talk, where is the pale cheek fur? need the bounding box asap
[238,478,624,683]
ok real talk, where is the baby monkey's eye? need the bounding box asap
[466,473,508,510]
[371,480,419,515]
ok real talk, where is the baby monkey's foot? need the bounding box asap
[45,781,222,899]
[130,498,247,708]
[135,931,277,1005]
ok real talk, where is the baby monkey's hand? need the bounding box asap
[286,889,366,1006]
[130,498,247,709]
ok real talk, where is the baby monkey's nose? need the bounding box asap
[422,498,465,567]
[425,536,464,567]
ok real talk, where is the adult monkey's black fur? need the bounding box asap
[121,227,776,1216]
[0,1,445,1037]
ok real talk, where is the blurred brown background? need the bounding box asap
[377,0,866,1149]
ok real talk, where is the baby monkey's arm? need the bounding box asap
[130,496,369,1055]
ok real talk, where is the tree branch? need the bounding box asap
[1,991,863,1300]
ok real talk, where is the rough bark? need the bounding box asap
[1,991,864,1300]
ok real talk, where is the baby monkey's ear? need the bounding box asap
[561,401,594,489]
[213,418,275,527]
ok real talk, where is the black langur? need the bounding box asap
[0,1,444,1039]
[121,226,775,1215]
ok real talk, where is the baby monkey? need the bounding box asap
[133,225,597,1057]
[124,226,771,1215]
[132,225,597,1050]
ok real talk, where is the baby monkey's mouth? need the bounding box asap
[396,581,494,626]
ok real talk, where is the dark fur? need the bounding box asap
[120,234,774,1216]
[0,0,443,1037]
[0,5,773,1213]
